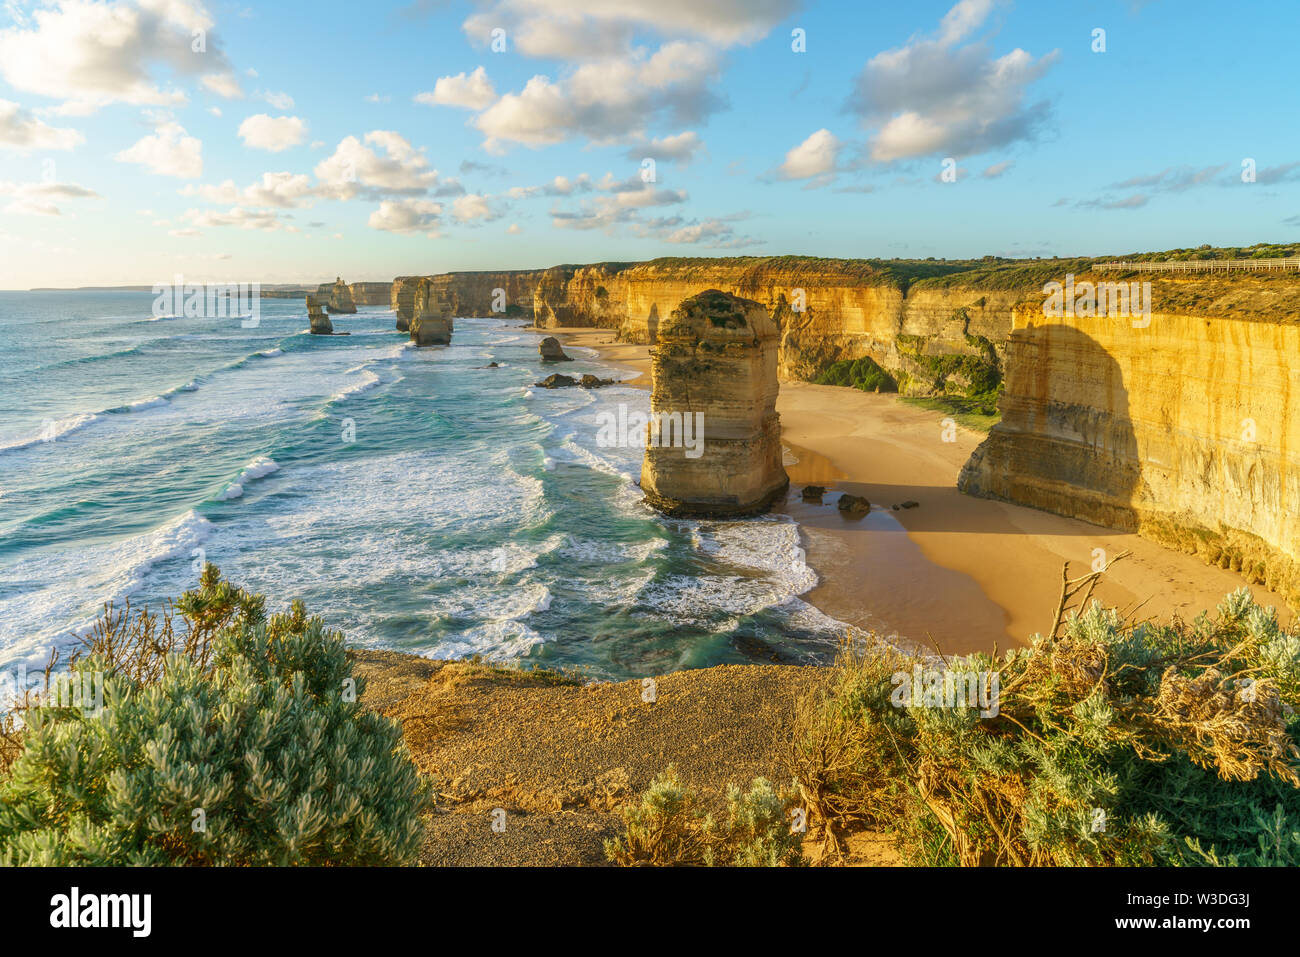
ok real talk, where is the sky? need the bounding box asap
[0,0,1297,288]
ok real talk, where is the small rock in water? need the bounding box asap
[486,361,500,368]
[534,373,578,389]
[801,485,826,503]
[538,336,572,362]
[900,500,920,509]
[837,493,870,516]
[579,374,614,388]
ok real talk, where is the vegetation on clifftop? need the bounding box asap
[786,588,1300,866]
[0,567,427,865]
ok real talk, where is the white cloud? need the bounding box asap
[777,128,840,180]
[551,177,686,231]
[415,66,496,110]
[982,159,1013,178]
[315,131,439,198]
[185,206,286,230]
[0,0,232,114]
[116,120,203,178]
[368,197,442,235]
[475,42,722,152]
[451,192,502,223]
[262,90,294,110]
[633,211,762,248]
[0,99,83,151]
[0,179,101,216]
[627,130,703,164]
[507,222,521,234]
[183,171,314,208]
[849,0,1058,162]
[463,0,798,51]
[201,72,243,98]
[237,114,307,152]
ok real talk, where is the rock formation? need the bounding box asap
[375,257,1300,604]
[533,373,614,389]
[538,336,571,361]
[348,281,390,306]
[316,278,357,314]
[306,294,333,335]
[837,494,870,516]
[409,285,452,346]
[959,304,1300,606]
[801,485,826,503]
[640,290,789,517]
[391,270,543,330]
[534,374,578,389]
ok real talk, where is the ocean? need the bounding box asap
[0,291,852,681]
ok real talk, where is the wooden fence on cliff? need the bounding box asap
[1094,257,1300,274]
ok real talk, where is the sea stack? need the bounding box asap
[324,277,357,314]
[410,284,452,346]
[640,289,788,517]
[306,294,333,335]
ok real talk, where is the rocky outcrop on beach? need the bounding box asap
[640,290,789,517]
[837,494,870,516]
[534,373,615,389]
[306,294,333,335]
[538,337,571,362]
[534,373,577,389]
[410,285,452,346]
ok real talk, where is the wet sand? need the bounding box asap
[545,327,1292,656]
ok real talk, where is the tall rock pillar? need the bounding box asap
[640,289,788,516]
[410,281,452,346]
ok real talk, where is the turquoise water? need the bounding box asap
[0,292,848,680]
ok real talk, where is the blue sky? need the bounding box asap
[1,0,1297,287]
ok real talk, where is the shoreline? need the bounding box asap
[545,325,1293,656]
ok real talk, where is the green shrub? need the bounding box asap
[789,589,1300,866]
[0,566,428,866]
[605,767,804,866]
[815,356,897,393]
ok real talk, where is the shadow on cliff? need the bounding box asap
[956,320,1143,533]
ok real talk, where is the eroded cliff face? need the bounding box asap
[349,282,390,306]
[528,259,1011,403]
[640,290,788,517]
[391,271,544,330]
[959,303,1300,606]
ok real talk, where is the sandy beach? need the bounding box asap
[548,326,1293,656]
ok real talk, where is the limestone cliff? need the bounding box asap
[317,278,357,315]
[528,258,1015,408]
[391,271,544,330]
[349,282,390,306]
[640,290,788,517]
[959,295,1300,606]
